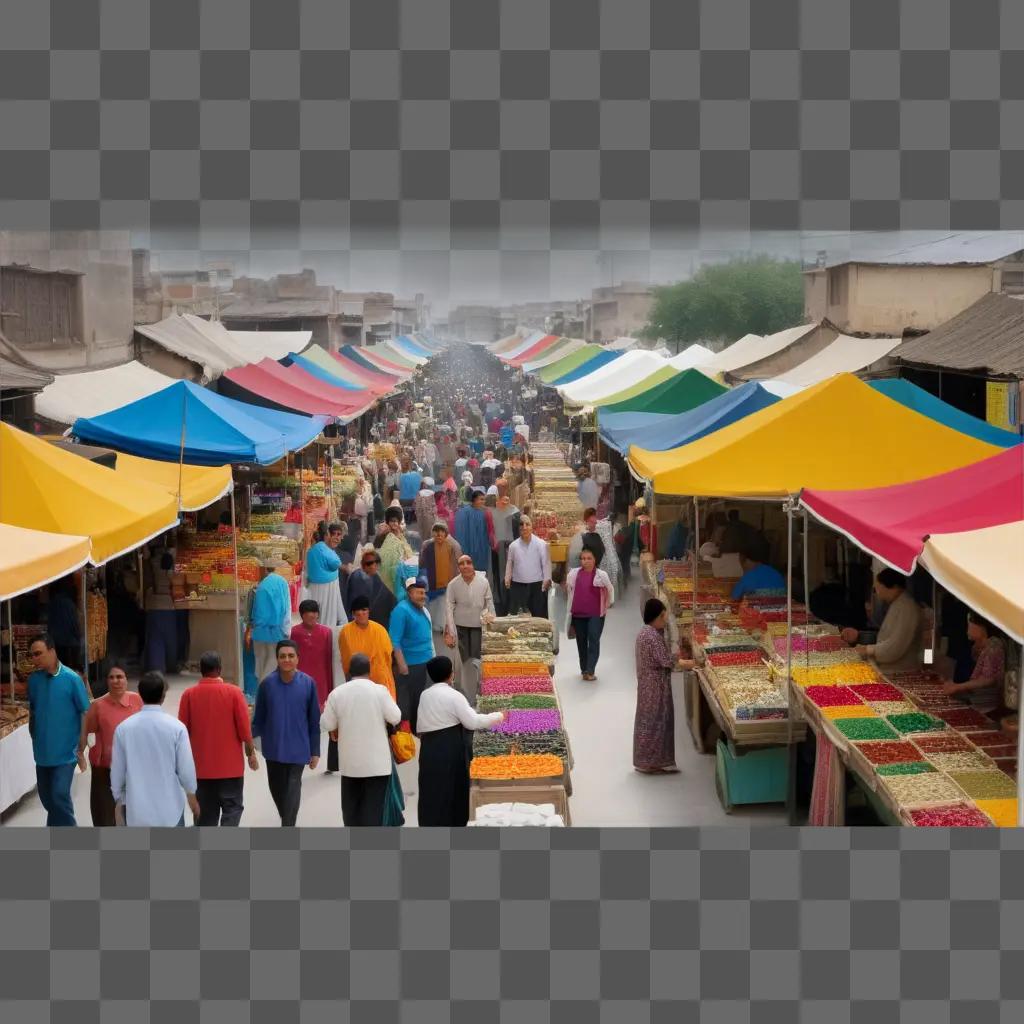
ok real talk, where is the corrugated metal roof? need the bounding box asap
[890,293,1024,377]
[821,232,1024,269]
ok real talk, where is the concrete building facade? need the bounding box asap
[804,234,1024,336]
[0,231,133,371]
[584,282,654,342]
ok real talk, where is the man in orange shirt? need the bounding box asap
[178,651,259,826]
[78,663,143,826]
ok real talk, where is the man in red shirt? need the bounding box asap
[178,651,259,826]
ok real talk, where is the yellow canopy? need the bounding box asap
[628,374,1002,498]
[0,423,179,566]
[0,524,91,601]
[114,453,233,512]
[922,521,1024,645]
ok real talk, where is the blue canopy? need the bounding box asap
[599,382,781,455]
[283,351,363,389]
[549,350,623,386]
[869,378,1022,448]
[71,380,326,466]
[340,345,382,373]
[394,335,432,358]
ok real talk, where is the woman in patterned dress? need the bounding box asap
[633,598,692,774]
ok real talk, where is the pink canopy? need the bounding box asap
[800,446,1024,573]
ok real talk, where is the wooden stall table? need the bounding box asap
[696,666,806,814]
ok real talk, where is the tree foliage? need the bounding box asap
[641,256,805,347]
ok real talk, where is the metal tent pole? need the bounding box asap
[691,497,699,625]
[1018,643,1024,827]
[6,601,13,708]
[81,570,89,690]
[231,485,242,689]
[784,501,797,823]
[803,509,811,671]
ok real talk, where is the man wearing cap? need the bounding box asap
[388,576,435,735]
[246,560,293,685]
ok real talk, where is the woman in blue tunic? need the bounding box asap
[454,490,496,580]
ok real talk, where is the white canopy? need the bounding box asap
[35,361,178,426]
[667,344,716,370]
[226,329,310,362]
[700,325,816,374]
[761,334,901,388]
[558,351,668,404]
[136,313,312,381]
[603,336,640,351]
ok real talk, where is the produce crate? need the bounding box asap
[469,784,571,825]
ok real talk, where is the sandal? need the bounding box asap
[659,766,681,774]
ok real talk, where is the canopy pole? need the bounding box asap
[691,497,699,625]
[176,382,187,516]
[7,601,14,708]
[1018,643,1024,827]
[784,500,797,823]
[81,570,89,694]
[230,484,242,691]
[803,509,811,670]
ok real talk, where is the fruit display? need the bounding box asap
[174,529,299,595]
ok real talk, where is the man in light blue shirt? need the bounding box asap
[388,577,435,734]
[246,559,293,684]
[26,633,91,826]
[110,671,198,827]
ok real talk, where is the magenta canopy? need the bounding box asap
[800,447,1024,573]
[221,359,374,421]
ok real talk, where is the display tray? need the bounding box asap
[468,783,571,825]
[697,668,805,748]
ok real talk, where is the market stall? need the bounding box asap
[469,615,571,824]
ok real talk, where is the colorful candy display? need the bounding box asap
[909,804,994,827]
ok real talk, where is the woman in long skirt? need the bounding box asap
[416,655,505,826]
[633,598,692,774]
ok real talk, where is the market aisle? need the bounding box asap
[551,576,788,827]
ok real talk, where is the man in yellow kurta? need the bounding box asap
[339,595,397,700]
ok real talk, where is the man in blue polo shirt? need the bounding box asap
[27,633,90,826]
[388,576,435,735]
[731,547,787,601]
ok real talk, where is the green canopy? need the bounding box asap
[537,345,606,384]
[593,366,679,407]
[599,368,728,416]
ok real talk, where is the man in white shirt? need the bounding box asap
[505,515,552,619]
[319,653,402,826]
[444,554,496,700]
[110,672,199,827]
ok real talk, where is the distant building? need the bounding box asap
[0,231,133,372]
[449,305,503,344]
[804,233,1024,336]
[218,271,395,351]
[584,282,654,342]
[134,250,236,324]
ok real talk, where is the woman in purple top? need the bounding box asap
[564,549,613,681]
